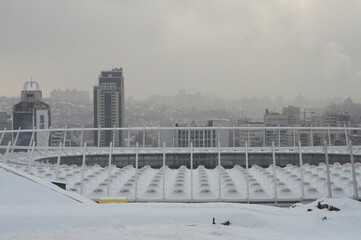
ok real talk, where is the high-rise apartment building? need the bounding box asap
[13,80,51,147]
[93,68,125,147]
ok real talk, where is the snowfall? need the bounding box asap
[1,164,361,240]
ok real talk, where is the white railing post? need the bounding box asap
[80,125,84,147]
[3,141,11,164]
[163,142,166,202]
[324,141,332,198]
[188,127,191,148]
[55,142,63,180]
[344,124,349,147]
[298,141,305,200]
[46,127,51,153]
[263,125,266,147]
[245,141,250,204]
[63,125,68,147]
[201,129,204,147]
[278,124,281,147]
[27,141,36,175]
[218,141,221,201]
[112,125,116,146]
[0,128,6,145]
[232,124,235,148]
[293,126,296,148]
[11,127,21,153]
[349,141,358,200]
[107,142,113,197]
[142,126,146,148]
[80,142,87,195]
[217,125,220,148]
[247,123,251,147]
[310,125,313,147]
[28,127,35,153]
[127,124,131,148]
[272,142,278,206]
[327,125,331,146]
[158,127,161,148]
[190,142,193,203]
[172,129,175,148]
[97,125,101,147]
[135,142,139,201]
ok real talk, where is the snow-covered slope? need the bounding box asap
[2,199,361,239]
[0,163,94,205]
[1,162,361,239]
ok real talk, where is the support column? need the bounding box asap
[324,141,332,198]
[163,142,166,202]
[135,142,139,201]
[190,142,193,203]
[245,142,250,203]
[298,141,305,200]
[80,142,87,195]
[107,142,113,197]
[272,142,278,206]
[218,141,221,201]
[349,141,359,200]
[55,142,63,180]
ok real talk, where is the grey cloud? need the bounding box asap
[0,0,361,102]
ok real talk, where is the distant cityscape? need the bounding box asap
[1,68,361,149]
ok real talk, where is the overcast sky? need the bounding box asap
[1,0,361,101]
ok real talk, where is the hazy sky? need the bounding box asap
[1,0,361,101]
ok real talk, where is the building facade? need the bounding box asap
[160,119,230,148]
[264,109,288,147]
[237,120,264,147]
[12,80,51,147]
[94,68,125,147]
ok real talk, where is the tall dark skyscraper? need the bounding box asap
[13,80,51,147]
[93,68,125,147]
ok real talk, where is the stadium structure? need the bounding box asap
[1,126,360,205]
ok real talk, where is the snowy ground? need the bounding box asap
[1,164,361,239]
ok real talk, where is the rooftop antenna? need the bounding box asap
[23,76,40,91]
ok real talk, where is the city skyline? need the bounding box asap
[1,1,361,101]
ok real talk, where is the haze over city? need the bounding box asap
[1,0,361,101]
